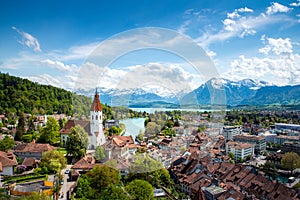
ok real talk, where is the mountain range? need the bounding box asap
[75,78,300,108]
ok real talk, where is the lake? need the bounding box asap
[130,107,227,113]
[120,118,145,141]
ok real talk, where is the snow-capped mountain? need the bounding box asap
[74,78,277,107]
[182,78,273,106]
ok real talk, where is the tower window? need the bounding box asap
[92,115,94,120]
[96,115,98,120]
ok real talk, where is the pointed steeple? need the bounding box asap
[90,89,102,111]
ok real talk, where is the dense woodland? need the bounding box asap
[0,72,92,116]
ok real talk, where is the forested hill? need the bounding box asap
[0,72,92,116]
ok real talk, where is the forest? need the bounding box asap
[0,72,91,116]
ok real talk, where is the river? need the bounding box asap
[120,118,145,141]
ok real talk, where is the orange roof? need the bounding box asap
[90,91,102,111]
[14,143,56,153]
[0,151,18,167]
[112,136,134,147]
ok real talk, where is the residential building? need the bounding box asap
[203,185,225,200]
[102,135,135,160]
[233,134,266,153]
[0,151,18,176]
[60,89,106,149]
[14,140,56,160]
[222,126,241,140]
[104,119,120,129]
[275,123,300,132]
[226,141,254,162]
[275,135,299,146]
[281,142,300,155]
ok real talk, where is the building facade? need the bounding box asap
[226,141,254,162]
[222,126,241,140]
[233,134,266,153]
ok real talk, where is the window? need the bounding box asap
[96,115,98,120]
[92,115,94,120]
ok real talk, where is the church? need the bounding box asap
[60,90,106,150]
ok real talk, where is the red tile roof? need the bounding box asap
[0,151,18,167]
[14,142,56,153]
[22,157,36,167]
[90,91,102,111]
[60,120,90,135]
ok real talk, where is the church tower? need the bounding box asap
[89,89,106,149]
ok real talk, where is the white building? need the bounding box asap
[222,126,241,140]
[60,90,106,150]
[226,141,254,162]
[89,90,106,149]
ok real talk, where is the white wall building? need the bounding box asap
[226,141,254,162]
[222,126,241,140]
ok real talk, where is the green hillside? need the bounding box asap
[0,72,91,116]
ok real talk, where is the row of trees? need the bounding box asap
[75,155,171,200]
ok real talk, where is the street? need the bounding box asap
[59,165,76,200]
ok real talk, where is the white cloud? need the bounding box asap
[224,37,300,85]
[266,2,291,15]
[12,26,41,52]
[178,20,191,35]
[237,7,253,13]
[40,59,79,72]
[227,7,253,19]
[197,6,293,48]
[290,0,300,7]
[227,11,240,19]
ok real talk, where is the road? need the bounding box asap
[59,165,76,200]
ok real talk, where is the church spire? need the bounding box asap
[90,89,102,111]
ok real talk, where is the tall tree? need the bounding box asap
[0,136,15,151]
[125,179,154,200]
[38,150,66,174]
[95,145,106,162]
[38,117,60,145]
[100,185,130,200]
[281,152,300,174]
[15,112,26,141]
[66,125,89,159]
[87,165,121,196]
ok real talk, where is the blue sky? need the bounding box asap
[1,0,300,94]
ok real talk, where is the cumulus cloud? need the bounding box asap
[266,2,291,15]
[12,26,41,52]
[41,59,79,72]
[224,37,300,85]
[290,0,300,7]
[197,3,293,48]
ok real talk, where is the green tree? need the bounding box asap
[0,135,15,151]
[145,122,160,136]
[66,125,89,159]
[58,118,66,129]
[228,152,235,160]
[74,174,95,199]
[95,145,106,162]
[38,117,60,145]
[38,150,66,174]
[126,179,154,200]
[87,165,121,196]
[15,112,26,141]
[281,152,300,174]
[100,185,130,200]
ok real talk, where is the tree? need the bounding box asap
[0,135,15,151]
[15,112,26,141]
[66,125,89,159]
[38,117,60,145]
[281,152,300,174]
[20,192,52,200]
[95,145,106,162]
[145,122,160,136]
[38,150,66,174]
[74,174,95,199]
[228,152,235,160]
[100,185,130,200]
[87,165,121,196]
[126,179,154,200]
[58,118,66,129]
